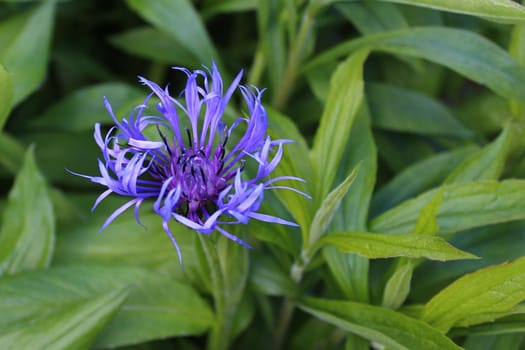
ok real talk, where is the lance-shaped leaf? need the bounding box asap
[298,297,463,350]
[378,0,525,23]
[267,107,315,240]
[0,0,56,105]
[422,257,525,332]
[0,132,25,174]
[309,49,369,199]
[308,164,360,247]
[314,231,477,261]
[382,190,443,309]
[0,147,54,276]
[451,308,525,336]
[110,27,196,66]
[324,108,376,303]
[367,83,471,138]
[371,146,477,217]
[336,1,408,35]
[305,27,525,102]
[0,288,128,350]
[126,0,220,67]
[371,180,525,234]
[445,124,522,184]
[31,83,144,132]
[0,265,213,348]
[54,210,194,281]
[0,63,12,130]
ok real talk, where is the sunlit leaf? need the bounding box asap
[315,231,476,261]
[378,0,525,23]
[371,180,525,234]
[422,257,525,332]
[310,49,369,199]
[298,297,462,350]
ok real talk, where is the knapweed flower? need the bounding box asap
[73,63,307,263]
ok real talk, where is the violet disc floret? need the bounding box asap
[73,63,308,263]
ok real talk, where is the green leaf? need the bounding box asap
[371,180,525,234]
[53,208,203,282]
[310,49,369,199]
[110,27,196,66]
[412,219,525,303]
[371,146,477,217]
[509,14,525,117]
[0,265,213,348]
[202,0,257,17]
[455,93,511,135]
[0,147,54,276]
[216,233,249,343]
[308,164,360,247]
[323,108,376,302]
[453,305,525,329]
[463,334,524,350]
[316,231,476,261]
[336,1,408,35]
[20,130,101,185]
[298,297,463,350]
[367,83,472,137]
[0,0,56,105]
[266,107,314,241]
[382,190,442,309]
[306,27,525,102]
[0,286,128,350]
[422,257,525,332]
[413,189,443,236]
[445,124,522,184]
[331,106,377,233]
[378,0,525,23]
[382,259,415,309]
[250,255,298,296]
[0,132,24,175]
[452,309,525,336]
[31,83,144,132]
[126,0,220,66]
[0,63,12,130]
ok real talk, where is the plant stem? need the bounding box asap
[198,235,228,350]
[271,260,306,350]
[271,4,316,110]
[248,45,266,87]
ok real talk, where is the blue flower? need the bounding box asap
[73,63,307,263]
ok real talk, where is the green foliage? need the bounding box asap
[0,147,54,276]
[2,0,525,349]
[315,231,477,261]
[298,297,463,350]
[0,63,12,130]
[422,257,525,332]
[0,0,55,105]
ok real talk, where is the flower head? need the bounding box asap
[73,63,307,263]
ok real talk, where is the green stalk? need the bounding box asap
[198,235,229,350]
[248,45,266,87]
[271,3,317,110]
[271,258,307,349]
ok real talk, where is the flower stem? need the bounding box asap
[272,260,306,349]
[198,235,228,350]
